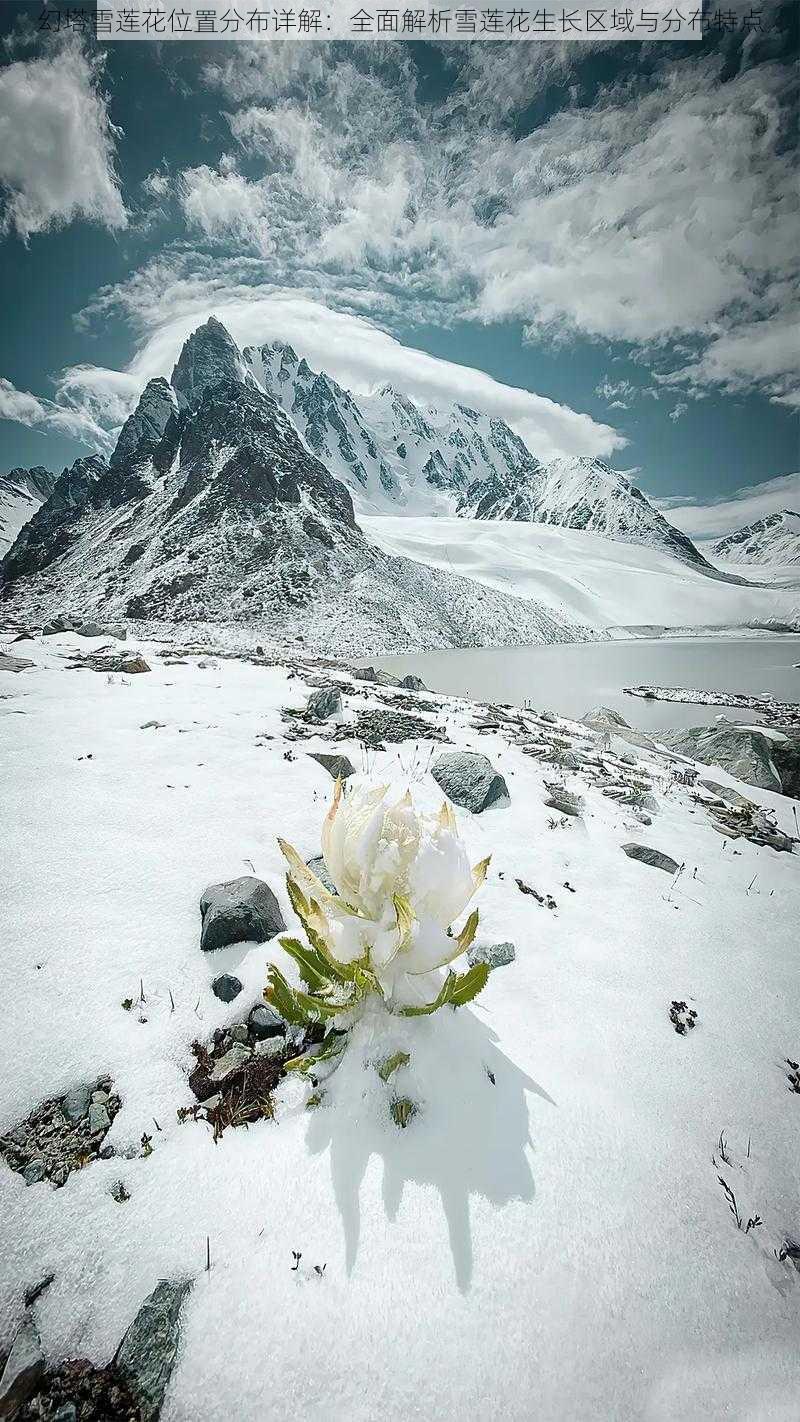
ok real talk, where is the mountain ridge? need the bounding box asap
[711,510,800,566]
[0,319,595,654]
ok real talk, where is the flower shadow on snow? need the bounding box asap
[304,1004,555,1292]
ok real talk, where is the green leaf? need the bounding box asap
[264,964,313,1027]
[398,972,456,1017]
[285,1029,348,1076]
[398,961,489,1016]
[278,935,335,994]
[285,875,354,983]
[377,1051,410,1083]
[448,961,489,1006]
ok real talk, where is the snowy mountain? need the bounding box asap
[459,454,714,568]
[710,510,800,566]
[0,320,592,654]
[0,466,58,556]
[243,340,710,567]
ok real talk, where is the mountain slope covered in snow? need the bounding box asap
[0,320,593,654]
[243,340,711,567]
[0,467,58,556]
[711,510,800,567]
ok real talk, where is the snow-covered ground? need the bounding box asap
[363,515,800,633]
[2,633,799,1420]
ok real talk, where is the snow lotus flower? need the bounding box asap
[266,780,492,1038]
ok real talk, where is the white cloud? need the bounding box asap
[0,374,120,453]
[74,286,624,463]
[182,40,798,407]
[0,39,127,240]
[658,471,800,540]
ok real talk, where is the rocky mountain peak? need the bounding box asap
[109,377,178,470]
[171,317,251,411]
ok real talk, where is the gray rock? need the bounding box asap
[87,1103,111,1136]
[0,652,34,673]
[53,1405,78,1422]
[22,1161,46,1186]
[698,778,753,807]
[209,1045,252,1084]
[248,1004,285,1041]
[662,723,783,793]
[41,614,125,640]
[0,1314,45,1418]
[61,1083,92,1124]
[307,752,355,781]
[467,940,516,970]
[114,1279,192,1422]
[92,1089,110,1104]
[544,784,584,817]
[400,674,428,691]
[231,1024,249,1045]
[431,751,509,814]
[583,705,630,729]
[306,856,338,895]
[305,685,342,720]
[212,973,242,1003]
[254,1037,285,1060]
[353,707,444,747]
[621,843,680,874]
[199,875,285,953]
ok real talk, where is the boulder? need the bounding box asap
[467,940,516,970]
[305,686,343,720]
[114,1279,192,1422]
[583,705,630,729]
[41,614,125,639]
[400,674,428,692]
[432,751,509,813]
[662,723,785,793]
[0,652,34,673]
[621,843,680,874]
[307,751,355,781]
[0,1314,45,1419]
[211,973,243,1003]
[698,778,753,807]
[199,876,285,952]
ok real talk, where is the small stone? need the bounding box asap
[254,1038,285,1060]
[467,940,516,970]
[201,1093,222,1110]
[248,1004,285,1041]
[621,843,680,874]
[211,973,242,1003]
[231,1024,249,1045]
[51,1165,69,1188]
[0,1314,45,1417]
[88,1103,111,1136]
[92,1089,110,1104]
[23,1160,46,1186]
[307,751,355,781]
[99,1142,116,1159]
[209,1045,252,1084]
[111,1180,131,1203]
[61,1083,92,1124]
[305,686,343,720]
[53,1404,78,1422]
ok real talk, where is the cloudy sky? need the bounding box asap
[0,1,797,531]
